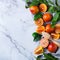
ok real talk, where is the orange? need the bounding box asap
[55,24,60,28]
[34,18,44,26]
[48,42,58,53]
[55,28,60,33]
[39,3,47,12]
[36,26,45,34]
[59,34,60,38]
[30,6,39,14]
[43,13,52,22]
[55,24,60,33]
[34,46,43,54]
[46,24,54,33]
[51,33,59,40]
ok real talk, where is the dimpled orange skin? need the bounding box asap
[46,24,54,33]
[39,3,47,12]
[30,6,39,14]
[43,13,52,22]
[48,42,58,53]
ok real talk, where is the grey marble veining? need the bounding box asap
[0,0,36,60]
[0,0,60,60]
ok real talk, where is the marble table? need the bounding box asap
[0,0,60,60]
[0,0,36,60]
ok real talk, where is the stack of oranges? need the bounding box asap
[30,3,60,40]
[29,3,60,55]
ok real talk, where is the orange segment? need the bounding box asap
[34,18,44,26]
[36,26,45,34]
[34,46,43,54]
[51,33,59,40]
[39,3,47,12]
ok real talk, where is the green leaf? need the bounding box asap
[48,6,57,13]
[36,56,40,60]
[43,53,53,60]
[38,0,43,3]
[47,53,58,60]
[55,0,60,10]
[29,0,48,7]
[32,32,42,42]
[42,59,47,60]
[47,0,54,5]
[30,0,40,7]
[55,0,59,6]
[34,12,42,20]
[26,0,29,3]
[42,0,49,5]
[25,0,31,8]
[57,11,60,21]
[43,53,58,60]
[51,12,59,28]
[36,55,47,60]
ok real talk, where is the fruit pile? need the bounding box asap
[25,0,60,59]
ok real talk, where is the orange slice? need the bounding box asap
[34,18,44,26]
[36,26,45,34]
[34,46,43,55]
[51,33,59,40]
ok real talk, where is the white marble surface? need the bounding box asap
[0,0,37,60]
[0,0,60,60]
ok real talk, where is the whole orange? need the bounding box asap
[43,13,52,22]
[30,6,39,14]
[46,24,54,33]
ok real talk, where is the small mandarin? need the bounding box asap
[30,6,39,14]
[39,3,47,12]
[43,13,52,22]
[46,24,54,33]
